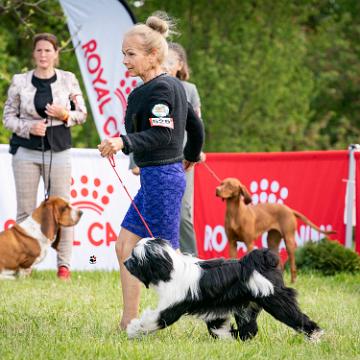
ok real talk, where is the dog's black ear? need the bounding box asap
[124,258,150,288]
[262,248,280,268]
[240,185,252,204]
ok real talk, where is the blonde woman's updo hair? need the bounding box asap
[125,11,177,65]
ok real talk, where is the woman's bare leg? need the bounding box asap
[115,227,142,330]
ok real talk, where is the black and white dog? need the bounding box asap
[124,237,323,341]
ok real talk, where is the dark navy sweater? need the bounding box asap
[121,74,204,167]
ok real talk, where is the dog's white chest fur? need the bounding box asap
[19,216,53,264]
[155,255,201,310]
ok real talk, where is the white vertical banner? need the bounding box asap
[59,0,139,139]
[0,144,140,270]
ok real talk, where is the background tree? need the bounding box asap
[302,0,360,149]
[0,0,359,152]
[0,0,99,147]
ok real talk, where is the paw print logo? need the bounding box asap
[89,255,97,264]
[70,175,115,215]
[249,178,289,205]
[114,71,139,124]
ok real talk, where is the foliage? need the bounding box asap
[0,271,360,359]
[296,238,360,275]
[133,0,360,152]
[0,0,360,151]
[0,0,99,148]
[0,31,15,144]
[303,0,360,149]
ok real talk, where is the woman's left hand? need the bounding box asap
[45,103,68,120]
[183,160,196,172]
[199,152,206,162]
[98,138,124,157]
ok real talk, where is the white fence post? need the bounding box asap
[345,144,360,248]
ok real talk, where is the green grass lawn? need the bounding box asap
[0,270,359,360]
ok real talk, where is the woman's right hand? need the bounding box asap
[29,120,47,136]
[98,137,124,157]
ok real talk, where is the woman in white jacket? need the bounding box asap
[3,33,87,280]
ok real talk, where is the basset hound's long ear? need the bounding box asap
[240,184,252,204]
[53,199,68,223]
[51,228,61,250]
[40,201,58,240]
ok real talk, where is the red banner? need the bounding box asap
[194,151,348,260]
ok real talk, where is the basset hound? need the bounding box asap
[0,196,82,279]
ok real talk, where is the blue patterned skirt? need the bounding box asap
[121,162,186,249]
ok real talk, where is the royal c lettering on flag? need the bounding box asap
[59,0,138,139]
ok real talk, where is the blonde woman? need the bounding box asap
[3,33,87,280]
[98,13,204,330]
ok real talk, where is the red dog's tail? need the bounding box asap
[292,210,337,235]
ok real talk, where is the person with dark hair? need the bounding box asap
[167,43,201,116]
[2,33,87,280]
[98,12,204,330]
[165,42,205,256]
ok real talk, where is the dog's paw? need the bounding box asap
[126,318,143,339]
[308,329,325,343]
[17,268,32,278]
[0,270,17,280]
